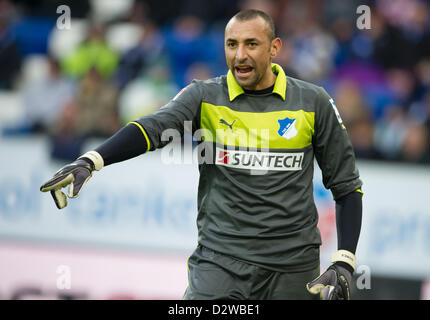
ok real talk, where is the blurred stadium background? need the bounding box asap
[0,0,430,300]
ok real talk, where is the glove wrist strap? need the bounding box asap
[331,250,356,271]
[78,151,104,171]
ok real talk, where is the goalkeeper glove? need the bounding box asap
[306,250,355,300]
[40,151,104,209]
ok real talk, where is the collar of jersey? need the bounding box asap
[227,63,287,101]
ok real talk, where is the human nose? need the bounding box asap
[235,44,248,62]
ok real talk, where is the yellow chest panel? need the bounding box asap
[200,102,315,150]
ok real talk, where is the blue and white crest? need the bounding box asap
[278,117,298,140]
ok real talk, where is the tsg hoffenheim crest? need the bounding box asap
[278,117,298,140]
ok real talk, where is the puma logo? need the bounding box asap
[219,119,236,132]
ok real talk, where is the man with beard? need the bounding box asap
[41,9,363,300]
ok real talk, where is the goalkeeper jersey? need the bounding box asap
[135,63,362,272]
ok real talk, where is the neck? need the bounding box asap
[244,83,274,94]
[245,67,276,91]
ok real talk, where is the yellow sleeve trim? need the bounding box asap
[128,121,151,152]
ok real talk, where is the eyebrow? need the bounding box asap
[226,38,260,43]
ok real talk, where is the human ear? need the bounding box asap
[270,38,282,59]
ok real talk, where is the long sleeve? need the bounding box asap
[335,190,363,254]
[91,81,203,166]
[313,87,363,200]
[94,123,148,166]
[134,80,203,151]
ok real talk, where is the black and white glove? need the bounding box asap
[40,151,104,209]
[306,250,355,300]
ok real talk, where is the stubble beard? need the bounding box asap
[231,59,271,90]
[233,63,262,90]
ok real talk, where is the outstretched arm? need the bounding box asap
[40,81,203,209]
[39,122,150,209]
[94,121,149,166]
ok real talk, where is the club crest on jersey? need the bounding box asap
[277,117,298,140]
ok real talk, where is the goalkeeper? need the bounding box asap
[41,9,362,300]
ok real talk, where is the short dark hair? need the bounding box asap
[231,9,276,40]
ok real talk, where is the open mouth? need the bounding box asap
[234,65,254,78]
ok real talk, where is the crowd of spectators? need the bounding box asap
[1,0,430,164]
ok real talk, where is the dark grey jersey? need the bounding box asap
[135,64,362,272]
